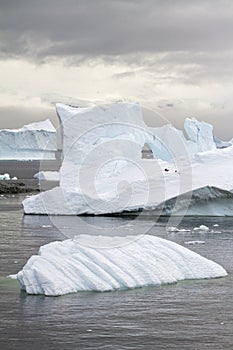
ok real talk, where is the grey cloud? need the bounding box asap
[112,71,137,79]
[0,105,58,129]
[1,0,233,60]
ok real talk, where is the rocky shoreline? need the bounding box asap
[0,180,40,194]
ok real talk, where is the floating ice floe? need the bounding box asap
[167,227,191,233]
[184,240,206,245]
[15,234,227,296]
[0,119,57,160]
[22,102,233,216]
[193,225,209,232]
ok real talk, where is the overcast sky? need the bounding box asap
[1,0,233,138]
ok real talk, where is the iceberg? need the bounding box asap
[22,102,233,216]
[184,117,216,153]
[148,117,216,161]
[34,171,59,181]
[156,186,233,217]
[0,119,57,160]
[16,234,227,296]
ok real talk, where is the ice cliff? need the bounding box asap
[16,234,227,296]
[23,102,233,216]
[0,119,57,160]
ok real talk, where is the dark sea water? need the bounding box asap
[0,194,233,350]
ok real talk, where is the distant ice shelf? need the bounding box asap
[0,119,57,160]
[15,234,227,296]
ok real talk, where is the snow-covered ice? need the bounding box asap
[22,102,233,216]
[16,234,227,296]
[0,119,57,160]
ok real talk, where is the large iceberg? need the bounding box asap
[0,119,57,160]
[23,102,233,216]
[16,234,227,296]
[149,117,216,161]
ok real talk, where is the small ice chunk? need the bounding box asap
[11,176,18,180]
[213,224,219,227]
[0,173,10,180]
[167,227,190,233]
[185,240,205,245]
[193,225,209,232]
[167,226,179,232]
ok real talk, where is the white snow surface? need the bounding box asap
[16,234,227,296]
[3,119,56,133]
[22,102,233,216]
[0,119,57,160]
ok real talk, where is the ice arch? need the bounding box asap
[22,102,221,216]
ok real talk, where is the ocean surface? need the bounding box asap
[0,194,233,350]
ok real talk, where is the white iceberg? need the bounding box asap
[184,117,216,154]
[34,171,59,181]
[149,117,216,161]
[22,102,233,216]
[16,234,227,296]
[0,119,57,160]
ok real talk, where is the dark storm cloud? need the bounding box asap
[1,0,233,59]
